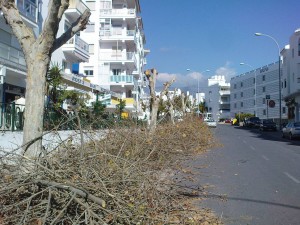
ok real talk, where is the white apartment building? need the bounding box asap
[281,28,300,122]
[230,62,287,123]
[205,75,230,121]
[79,0,149,116]
[0,0,40,103]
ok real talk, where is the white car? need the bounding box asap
[205,119,217,128]
[282,122,300,140]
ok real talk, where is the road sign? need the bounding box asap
[269,100,275,108]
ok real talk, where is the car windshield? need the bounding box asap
[263,120,274,123]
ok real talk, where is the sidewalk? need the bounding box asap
[0,130,106,154]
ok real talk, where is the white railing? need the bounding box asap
[66,35,89,55]
[99,29,135,38]
[100,8,136,16]
[0,41,26,68]
[68,0,88,14]
[100,52,135,61]
[16,0,37,22]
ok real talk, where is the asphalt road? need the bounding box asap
[192,124,300,225]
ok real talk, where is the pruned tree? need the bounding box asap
[0,0,91,159]
[144,68,175,133]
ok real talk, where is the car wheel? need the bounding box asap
[289,133,293,140]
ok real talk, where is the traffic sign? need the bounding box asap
[268,100,275,108]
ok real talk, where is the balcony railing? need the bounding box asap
[110,75,134,83]
[62,35,89,61]
[67,0,88,15]
[100,52,135,61]
[17,0,37,23]
[219,90,230,95]
[100,8,136,16]
[99,29,135,38]
[0,41,26,70]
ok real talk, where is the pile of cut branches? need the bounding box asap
[0,115,222,224]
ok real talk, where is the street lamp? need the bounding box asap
[255,32,282,129]
[240,62,257,116]
[187,69,210,116]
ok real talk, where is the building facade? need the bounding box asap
[79,0,149,116]
[281,28,300,122]
[230,62,288,123]
[0,0,41,103]
[205,75,230,121]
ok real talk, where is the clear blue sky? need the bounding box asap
[139,0,300,92]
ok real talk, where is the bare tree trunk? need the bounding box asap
[181,93,186,117]
[23,57,50,158]
[169,103,175,125]
[149,100,159,133]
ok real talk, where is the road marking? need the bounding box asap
[250,145,255,150]
[262,155,269,161]
[284,172,300,184]
[243,140,247,144]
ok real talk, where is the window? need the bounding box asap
[253,88,255,95]
[234,84,237,89]
[253,99,256,106]
[298,77,300,83]
[234,103,237,108]
[283,107,286,114]
[241,82,243,87]
[263,109,266,115]
[241,92,243,97]
[284,79,287,88]
[292,48,294,58]
[86,1,96,10]
[234,93,237,99]
[62,60,67,70]
[89,44,94,54]
[253,77,255,84]
[263,98,266,104]
[84,70,94,76]
[241,102,243,107]
[262,75,265,81]
[262,86,266,92]
[86,23,95,32]
[112,69,121,75]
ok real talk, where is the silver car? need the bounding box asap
[205,119,217,128]
[281,122,300,140]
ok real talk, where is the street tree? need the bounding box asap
[144,68,175,133]
[0,0,91,158]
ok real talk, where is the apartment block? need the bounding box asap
[230,62,287,123]
[79,0,149,115]
[205,75,230,121]
[0,0,41,103]
[281,28,300,122]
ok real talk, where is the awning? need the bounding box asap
[61,73,121,100]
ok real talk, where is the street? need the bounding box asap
[192,124,300,225]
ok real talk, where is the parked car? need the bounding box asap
[281,122,300,140]
[205,119,217,128]
[259,119,277,131]
[245,117,261,128]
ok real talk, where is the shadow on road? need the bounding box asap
[232,125,300,147]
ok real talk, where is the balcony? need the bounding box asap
[0,41,27,71]
[16,0,38,23]
[99,29,135,41]
[219,90,230,95]
[110,75,134,84]
[100,8,136,18]
[100,52,136,63]
[61,35,89,63]
[65,0,89,21]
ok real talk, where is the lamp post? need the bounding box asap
[240,62,257,116]
[255,32,282,129]
[187,69,210,116]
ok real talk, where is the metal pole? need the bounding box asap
[278,56,282,130]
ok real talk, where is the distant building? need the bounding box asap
[281,28,300,122]
[230,62,287,123]
[205,75,230,121]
